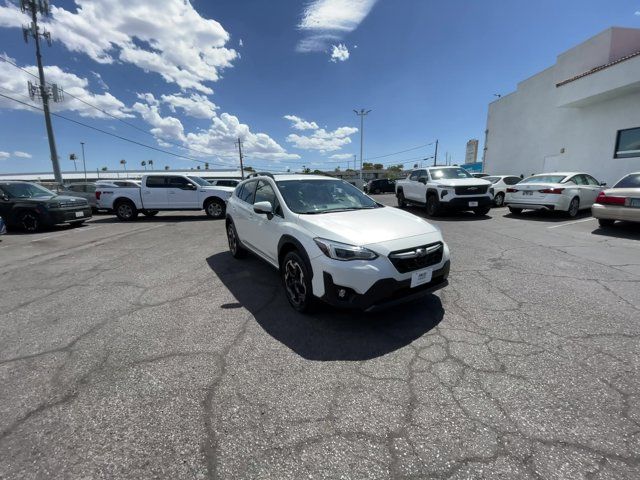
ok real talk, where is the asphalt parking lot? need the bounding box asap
[1,197,639,479]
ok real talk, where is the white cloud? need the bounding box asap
[133,94,299,162]
[161,93,218,119]
[297,0,377,52]
[0,151,9,160]
[635,11,640,16]
[0,0,238,93]
[13,151,32,158]
[284,115,319,131]
[330,44,350,62]
[91,71,109,91]
[329,153,353,159]
[287,126,358,153]
[0,55,132,119]
[239,38,244,47]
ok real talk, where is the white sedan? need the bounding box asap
[483,175,523,207]
[505,172,606,217]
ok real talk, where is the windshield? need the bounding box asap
[614,174,640,189]
[484,176,501,183]
[429,168,473,179]
[276,179,380,214]
[520,175,567,184]
[0,182,55,198]
[187,176,210,186]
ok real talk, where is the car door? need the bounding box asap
[232,180,258,244]
[166,176,199,208]
[405,171,424,201]
[142,176,169,208]
[581,175,603,207]
[248,180,283,263]
[571,175,592,208]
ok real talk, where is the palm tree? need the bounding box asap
[204,162,209,170]
[148,159,154,170]
[196,165,201,170]
[120,159,127,171]
[141,160,147,170]
[101,166,108,172]
[164,165,170,171]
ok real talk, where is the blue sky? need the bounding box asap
[0,0,639,174]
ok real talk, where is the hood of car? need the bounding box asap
[432,178,491,187]
[297,206,442,248]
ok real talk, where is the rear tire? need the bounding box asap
[115,200,138,221]
[508,207,523,215]
[426,194,440,217]
[598,218,615,228]
[282,250,314,313]
[474,207,491,216]
[494,192,505,207]
[19,211,41,232]
[205,198,225,219]
[397,191,406,208]
[227,221,247,259]
[566,197,580,218]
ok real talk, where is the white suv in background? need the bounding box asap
[225,174,450,312]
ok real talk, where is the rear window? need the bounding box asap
[520,175,566,184]
[484,176,500,183]
[146,176,166,187]
[614,174,640,189]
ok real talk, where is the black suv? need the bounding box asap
[0,181,92,232]
[365,178,396,194]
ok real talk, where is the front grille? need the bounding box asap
[59,200,88,208]
[388,242,444,273]
[455,185,489,195]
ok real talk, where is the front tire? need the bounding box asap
[508,207,523,215]
[227,221,247,259]
[426,194,440,217]
[205,198,225,219]
[567,197,580,218]
[115,200,138,221]
[282,251,314,313]
[397,191,406,208]
[494,193,505,207]
[19,211,41,232]
[598,218,615,228]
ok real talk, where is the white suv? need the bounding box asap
[225,174,450,312]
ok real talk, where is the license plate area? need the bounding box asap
[628,198,640,208]
[75,211,84,218]
[523,191,533,196]
[468,201,478,207]
[410,268,432,288]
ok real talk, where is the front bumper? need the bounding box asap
[442,196,492,210]
[321,260,450,312]
[45,207,93,225]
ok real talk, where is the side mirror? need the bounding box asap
[183,183,197,190]
[253,201,273,215]
[600,182,607,187]
[0,194,8,201]
[418,178,427,185]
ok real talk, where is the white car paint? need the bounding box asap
[226,174,450,311]
[591,172,640,226]
[505,172,605,217]
[483,175,522,207]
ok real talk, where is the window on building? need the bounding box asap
[615,128,640,159]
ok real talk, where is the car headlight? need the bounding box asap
[48,202,61,209]
[314,238,378,261]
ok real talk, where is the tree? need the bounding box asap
[373,163,383,170]
[196,165,201,170]
[101,166,108,172]
[119,159,127,171]
[334,166,341,172]
[387,164,403,173]
[312,169,323,174]
[303,167,311,174]
[164,165,170,171]
[244,166,255,172]
[204,162,209,170]
[141,160,147,170]
[148,159,154,170]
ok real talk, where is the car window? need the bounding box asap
[614,173,640,188]
[254,180,282,216]
[573,175,588,186]
[239,181,257,203]
[86,185,96,193]
[584,175,599,186]
[409,171,419,181]
[521,175,566,184]
[68,184,84,192]
[428,168,473,179]
[505,177,521,185]
[276,179,379,214]
[167,176,191,188]
[146,176,167,188]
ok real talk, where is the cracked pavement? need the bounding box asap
[0,202,639,479]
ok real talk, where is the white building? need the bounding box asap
[484,27,640,185]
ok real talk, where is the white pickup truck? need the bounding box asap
[395,166,494,217]
[95,174,235,221]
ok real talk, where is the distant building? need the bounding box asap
[484,27,640,184]
[465,139,479,164]
[0,169,243,183]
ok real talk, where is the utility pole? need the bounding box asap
[352,154,357,172]
[80,141,87,182]
[235,138,245,179]
[354,109,371,181]
[21,0,63,185]
[433,139,439,166]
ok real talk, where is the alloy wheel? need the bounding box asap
[208,202,223,217]
[118,204,133,219]
[284,259,307,307]
[21,212,39,232]
[227,224,237,254]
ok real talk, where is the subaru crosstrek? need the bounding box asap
[225,174,450,312]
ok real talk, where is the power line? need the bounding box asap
[0,91,237,167]
[362,141,436,161]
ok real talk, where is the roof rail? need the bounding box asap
[246,171,275,179]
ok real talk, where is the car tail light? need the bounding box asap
[506,188,517,193]
[539,188,564,194]
[95,191,101,200]
[595,192,624,205]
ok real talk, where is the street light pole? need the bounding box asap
[354,109,371,182]
[80,141,87,182]
[433,139,439,166]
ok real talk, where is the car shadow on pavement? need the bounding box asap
[89,215,218,224]
[503,209,592,223]
[592,222,640,240]
[206,252,444,361]
[404,206,492,222]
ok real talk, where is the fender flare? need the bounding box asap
[426,188,440,202]
[277,234,313,279]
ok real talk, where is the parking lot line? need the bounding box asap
[30,225,101,242]
[547,218,595,229]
